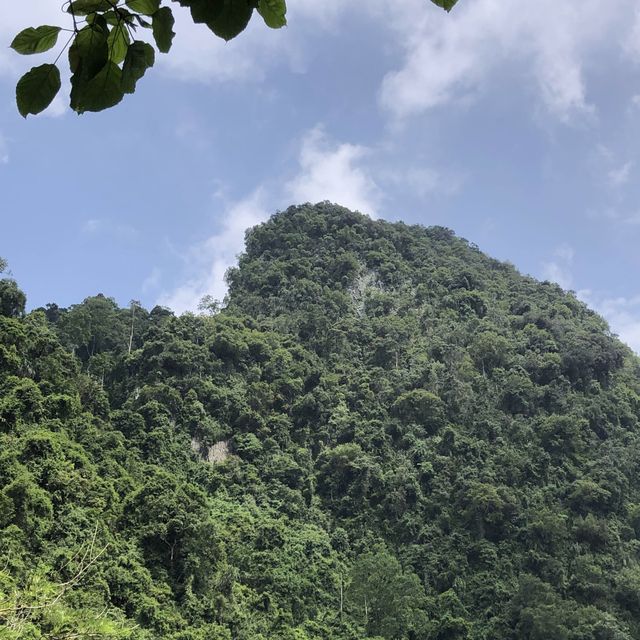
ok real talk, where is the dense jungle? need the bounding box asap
[2,203,640,639]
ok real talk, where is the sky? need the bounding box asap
[1,0,640,352]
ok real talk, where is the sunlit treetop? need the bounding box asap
[10,0,459,117]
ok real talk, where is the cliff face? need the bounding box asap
[1,203,640,640]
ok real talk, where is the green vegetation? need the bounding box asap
[2,203,640,639]
[11,0,459,116]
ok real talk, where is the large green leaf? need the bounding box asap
[16,64,61,118]
[10,26,61,55]
[102,10,120,26]
[68,26,109,79]
[126,0,161,15]
[206,0,254,41]
[184,0,222,25]
[257,0,286,29]
[176,0,253,40]
[87,13,111,30]
[152,7,175,53]
[430,0,459,11]
[108,24,130,64]
[67,0,112,15]
[71,61,124,113]
[121,41,155,93]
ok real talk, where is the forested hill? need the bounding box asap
[2,203,640,640]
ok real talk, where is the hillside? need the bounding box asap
[1,202,640,639]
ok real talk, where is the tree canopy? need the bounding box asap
[2,203,640,638]
[10,0,460,117]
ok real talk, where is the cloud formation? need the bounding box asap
[157,189,269,314]
[541,243,575,290]
[285,127,381,217]
[578,290,640,354]
[607,162,633,189]
[0,133,9,164]
[593,145,634,190]
[82,218,138,241]
[589,207,640,227]
[158,125,382,313]
[380,0,632,122]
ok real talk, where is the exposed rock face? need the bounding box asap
[347,269,381,316]
[191,437,230,464]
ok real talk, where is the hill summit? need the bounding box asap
[1,203,640,639]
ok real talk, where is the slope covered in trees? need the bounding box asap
[1,203,640,639]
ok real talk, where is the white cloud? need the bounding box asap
[83,219,101,233]
[161,9,276,83]
[38,93,67,118]
[380,165,460,198]
[175,112,213,149]
[624,6,640,61]
[590,206,640,226]
[553,243,575,264]
[0,133,9,164]
[157,125,382,313]
[578,290,640,354]
[541,243,574,289]
[622,212,640,225]
[291,0,348,28]
[542,262,573,290]
[380,0,631,122]
[594,145,634,190]
[142,267,162,295]
[285,126,381,216]
[607,161,633,188]
[82,218,137,240]
[157,189,269,314]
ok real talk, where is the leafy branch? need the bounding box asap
[0,525,129,639]
[10,0,459,117]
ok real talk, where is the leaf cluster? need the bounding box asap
[10,0,458,116]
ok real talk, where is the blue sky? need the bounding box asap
[1,0,640,351]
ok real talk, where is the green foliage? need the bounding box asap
[10,0,459,115]
[258,0,287,29]
[391,389,445,434]
[0,540,134,639]
[122,41,155,93]
[0,280,26,318]
[2,205,640,639]
[152,6,175,52]
[10,26,62,55]
[178,0,255,41]
[431,0,460,11]
[347,548,428,638]
[15,64,61,118]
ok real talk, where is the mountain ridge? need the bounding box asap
[1,202,639,640]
